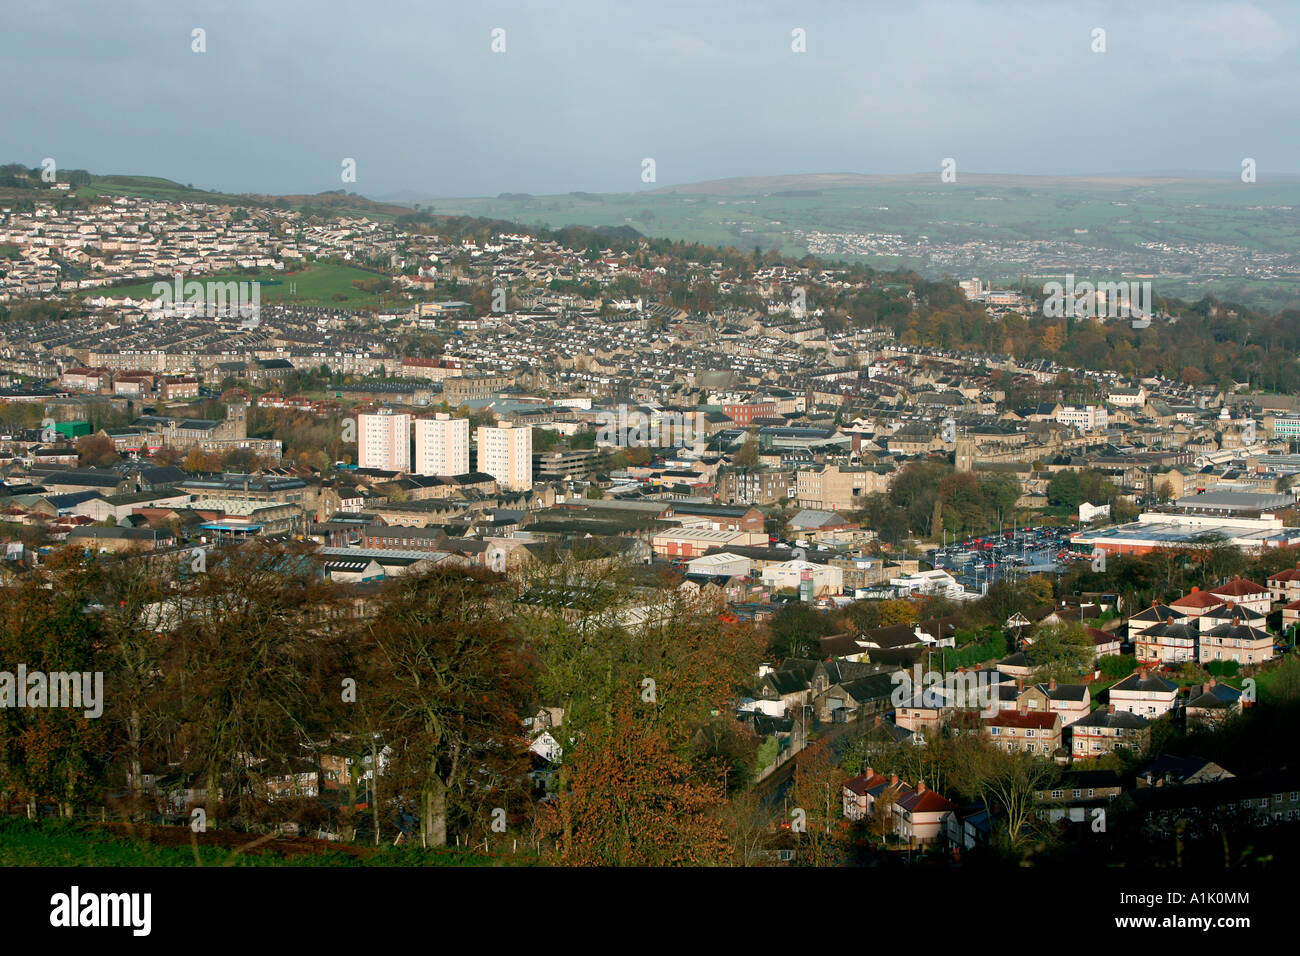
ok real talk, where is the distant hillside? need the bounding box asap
[79,173,415,221]
[422,171,1300,311]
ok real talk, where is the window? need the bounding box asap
[1073,789,1082,799]
[1051,790,1064,799]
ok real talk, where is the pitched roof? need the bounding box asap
[1169,590,1225,611]
[988,710,1060,730]
[1111,671,1179,694]
[1210,578,1268,597]
[897,788,956,814]
[1075,708,1150,729]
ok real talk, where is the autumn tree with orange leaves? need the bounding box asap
[524,554,767,865]
[539,687,729,866]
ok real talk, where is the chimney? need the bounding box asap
[890,774,899,787]
[1107,703,1115,714]
[1208,678,1216,688]
[1151,598,1158,609]
[1166,616,1174,626]
[1191,586,1198,593]
[873,716,881,727]
[917,780,927,794]
[1017,678,1024,691]
[864,766,873,778]
[1049,678,1057,691]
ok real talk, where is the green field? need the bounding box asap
[79,263,406,310]
[0,816,529,867]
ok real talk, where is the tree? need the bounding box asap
[0,556,112,816]
[723,789,776,867]
[877,598,918,627]
[733,435,760,469]
[359,566,532,848]
[539,691,728,865]
[767,602,836,658]
[520,553,764,861]
[76,433,119,468]
[1025,619,1095,681]
[949,739,1059,853]
[162,545,347,828]
[790,737,847,865]
[86,554,175,818]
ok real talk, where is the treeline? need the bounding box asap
[854,459,1024,543]
[873,282,1300,392]
[0,546,774,864]
[0,163,92,189]
[766,575,1057,659]
[1065,542,1300,611]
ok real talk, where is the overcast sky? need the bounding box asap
[4,0,1298,198]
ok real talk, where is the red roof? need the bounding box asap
[988,710,1060,730]
[1211,579,1268,596]
[897,789,956,814]
[844,771,888,795]
[1170,590,1224,610]
[1087,627,1118,645]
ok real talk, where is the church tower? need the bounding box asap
[955,437,975,473]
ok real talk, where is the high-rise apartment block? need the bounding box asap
[414,413,470,476]
[476,421,532,491]
[358,407,411,472]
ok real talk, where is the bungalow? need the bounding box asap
[67,526,175,553]
[1135,754,1235,788]
[995,651,1034,679]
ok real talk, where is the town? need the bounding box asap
[1,171,1298,872]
